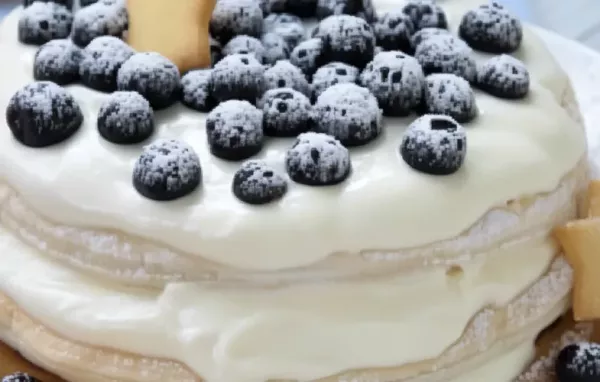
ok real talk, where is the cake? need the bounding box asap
[0,0,589,381]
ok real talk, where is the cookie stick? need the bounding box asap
[126,0,217,73]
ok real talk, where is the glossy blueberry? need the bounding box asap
[232,160,288,205]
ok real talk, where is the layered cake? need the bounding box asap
[0,0,589,381]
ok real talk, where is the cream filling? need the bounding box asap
[0,3,587,271]
[0,220,559,382]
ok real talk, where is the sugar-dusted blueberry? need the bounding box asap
[556,342,600,382]
[285,132,351,186]
[261,33,291,65]
[290,38,324,78]
[23,0,73,9]
[210,36,223,67]
[313,83,382,146]
[459,2,523,54]
[33,39,83,85]
[263,13,306,49]
[181,69,215,112]
[414,34,477,82]
[311,61,359,100]
[6,81,83,147]
[232,160,288,205]
[411,27,451,51]
[210,0,263,44]
[373,11,414,53]
[97,91,154,144]
[315,15,375,69]
[18,2,73,45]
[80,0,99,6]
[71,0,128,47]
[360,51,425,116]
[1,372,39,382]
[206,100,264,161]
[285,0,318,18]
[400,114,466,175]
[133,139,202,201]
[210,53,265,104]
[223,35,267,64]
[423,74,477,123]
[402,0,447,30]
[263,60,311,97]
[316,0,376,21]
[260,88,311,137]
[117,52,180,110]
[259,0,271,15]
[79,36,134,92]
[477,54,529,99]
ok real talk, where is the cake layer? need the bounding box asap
[0,3,587,273]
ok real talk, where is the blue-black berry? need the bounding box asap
[80,0,99,6]
[400,114,467,175]
[210,36,223,67]
[402,0,447,30]
[315,15,375,70]
[263,60,310,97]
[285,0,318,18]
[373,11,414,53]
[223,35,267,63]
[133,139,202,201]
[33,39,83,85]
[18,2,73,45]
[311,61,359,100]
[477,54,530,99]
[459,2,523,54]
[117,52,181,110]
[210,0,263,44]
[6,81,83,147]
[79,36,134,92]
[232,160,288,205]
[316,0,376,22]
[424,74,477,123]
[206,100,264,161]
[414,34,477,82]
[556,342,600,382]
[360,51,425,116]
[410,27,451,51]
[312,83,382,146]
[285,132,351,186]
[261,32,291,64]
[263,13,306,49]
[1,372,39,382]
[181,69,215,112]
[290,38,324,77]
[210,53,265,104]
[23,0,73,9]
[260,88,312,137]
[71,0,128,47]
[97,91,154,144]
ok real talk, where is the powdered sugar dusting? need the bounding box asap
[415,34,477,82]
[260,88,312,136]
[263,60,311,97]
[261,33,291,65]
[290,38,324,76]
[425,73,477,122]
[477,54,530,98]
[411,27,451,50]
[98,91,153,137]
[263,13,306,48]
[34,39,83,83]
[206,100,264,150]
[79,36,134,90]
[311,62,359,99]
[71,0,127,47]
[233,160,288,204]
[223,35,267,64]
[210,0,263,43]
[459,2,523,53]
[402,0,447,30]
[181,69,212,111]
[18,2,73,44]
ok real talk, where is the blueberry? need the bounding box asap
[313,83,382,146]
[459,2,523,54]
[261,33,291,65]
[402,0,447,31]
[410,27,451,51]
[259,0,271,15]
[181,69,215,112]
[223,35,267,63]
[71,0,128,47]
[285,132,351,186]
[210,36,223,67]
[265,0,287,13]
[210,53,265,104]
[290,38,324,78]
[400,114,466,175]
[285,0,318,18]
[133,139,202,201]
[210,0,263,44]
[18,2,73,45]
[556,342,600,382]
[97,91,154,144]
[206,100,264,161]
[414,34,477,82]
[315,15,375,70]
[477,54,529,99]
[260,88,312,137]
[360,51,425,116]
[263,13,306,49]
[79,36,134,92]
[232,160,288,205]
[311,61,359,100]
[263,60,311,98]
[33,39,83,85]
[316,0,376,22]
[6,81,83,148]
[373,11,415,53]
[1,372,39,382]
[423,74,477,123]
[80,0,99,6]
[23,0,73,9]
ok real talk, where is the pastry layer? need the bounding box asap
[0,4,587,273]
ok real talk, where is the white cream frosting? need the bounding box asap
[0,1,587,271]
